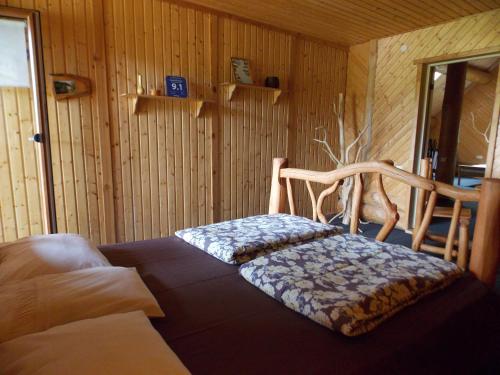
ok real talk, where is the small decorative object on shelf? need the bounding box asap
[137,74,145,95]
[165,76,188,98]
[231,57,253,84]
[265,76,280,89]
[50,74,91,100]
[149,87,161,96]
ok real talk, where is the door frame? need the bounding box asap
[408,47,500,228]
[0,6,56,234]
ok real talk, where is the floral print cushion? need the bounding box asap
[175,214,342,264]
[239,234,462,336]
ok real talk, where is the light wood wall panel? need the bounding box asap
[0,0,114,244]
[217,18,292,221]
[104,0,217,242]
[1,0,348,244]
[288,39,348,218]
[366,9,500,227]
[344,42,371,146]
[104,0,347,241]
[0,88,43,241]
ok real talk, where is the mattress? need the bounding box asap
[99,236,500,375]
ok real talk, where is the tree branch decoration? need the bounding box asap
[470,112,491,144]
[313,93,369,225]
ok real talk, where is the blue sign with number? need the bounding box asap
[166,76,188,98]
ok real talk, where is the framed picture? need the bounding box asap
[50,74,91,100]
[231,57,253,84]
[165,76,188,98]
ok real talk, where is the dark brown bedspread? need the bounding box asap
[99,237,500,375]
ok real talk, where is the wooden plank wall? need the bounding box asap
[104,0,217,242]
[363,9,500,227]
[344,42,370,143]
[0,88,43,241]
[3,1,499,242]
[1,0,348,243]
[0,0,114,244]
[289,39,348,218]
[218,18,292,221]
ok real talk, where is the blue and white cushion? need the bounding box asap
[239,234,462,336]
[175,214,342,264]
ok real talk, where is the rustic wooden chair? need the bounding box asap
[413,158,472,269]
[269,157,499,286]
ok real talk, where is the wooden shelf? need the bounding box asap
[120,94,215,117]
[219,82,287,105]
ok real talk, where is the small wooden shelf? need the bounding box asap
[219,82,287,105]
[120,94,215,117]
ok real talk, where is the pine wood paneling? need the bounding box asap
[104,0,217,242]
[288,39,348,218]
[0,88,43,241]
[6,0,496,243]
[218,18,291,221]
[180,0,500,45]
[105,1,347,241]
[1,0,349,244]
[344,42,370,145]
[367,9,500,227]
[1,0,114,244]
[43,0,113,243]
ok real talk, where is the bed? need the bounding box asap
[100,237,500,374]
[99,158,500,374]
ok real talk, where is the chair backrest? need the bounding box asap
[414,158,473,267]
[268,157,499,286]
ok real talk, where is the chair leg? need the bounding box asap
[457,218,470,269]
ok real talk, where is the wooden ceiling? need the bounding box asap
[180,0,500,45]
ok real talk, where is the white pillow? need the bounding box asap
[0,233,110,284]
[0,267,164,342]
[0,311,190,375]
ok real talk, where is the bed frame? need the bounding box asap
[268,158,500,287]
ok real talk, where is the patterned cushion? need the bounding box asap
[175,214,342,264]
[239,234,462,336]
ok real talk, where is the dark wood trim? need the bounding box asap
[435,62,467,185]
